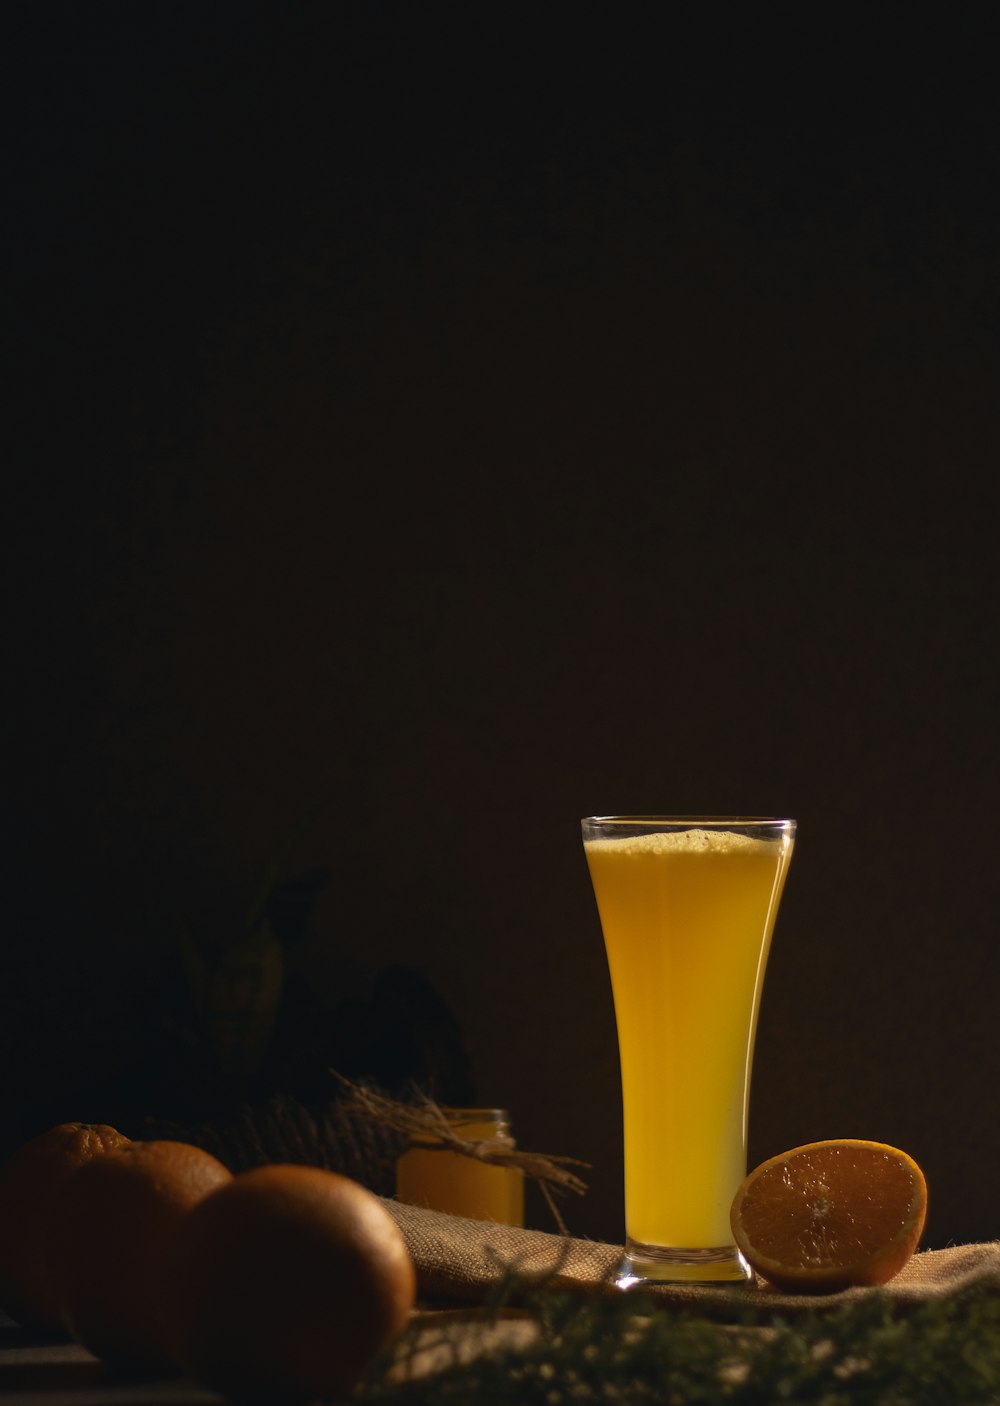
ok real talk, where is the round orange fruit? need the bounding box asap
[731,1138,928,1294]
[0,1121,130,1330]
[164,1164,416,1401]
[55,1139,232,1368]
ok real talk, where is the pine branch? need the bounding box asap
[359,1275,1000,1405]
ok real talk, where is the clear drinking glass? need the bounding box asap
[582,816,796,1286]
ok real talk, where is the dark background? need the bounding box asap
[5,7,999,1248]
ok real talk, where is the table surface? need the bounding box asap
[0,1316,222,1405]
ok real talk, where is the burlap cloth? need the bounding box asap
[382,1198,1000,1318]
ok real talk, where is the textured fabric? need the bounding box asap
[383,1199,1000,1316]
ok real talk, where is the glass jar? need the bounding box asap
[395,1107,525,1227]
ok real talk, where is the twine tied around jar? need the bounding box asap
[334,1074,589,1234]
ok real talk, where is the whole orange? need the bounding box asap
[55,1139,232,1368]
[165,1164,416,1401]
[0,1121,130,1330]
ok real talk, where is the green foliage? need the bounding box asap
[361,1277,1000,1405]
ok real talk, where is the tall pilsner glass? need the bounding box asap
[582,816,795,1286]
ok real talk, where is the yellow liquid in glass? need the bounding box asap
[585,828,792,1251]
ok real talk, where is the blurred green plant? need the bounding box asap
[360,1274,1000,1405]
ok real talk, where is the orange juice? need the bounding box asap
[584,821,794,1278]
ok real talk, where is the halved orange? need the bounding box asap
[731,1139,928,1294]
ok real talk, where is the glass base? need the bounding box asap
[614,1238,754,1288]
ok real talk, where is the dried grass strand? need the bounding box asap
[334,1074,589,1234]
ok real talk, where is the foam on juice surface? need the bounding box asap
[584,827,770,857]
